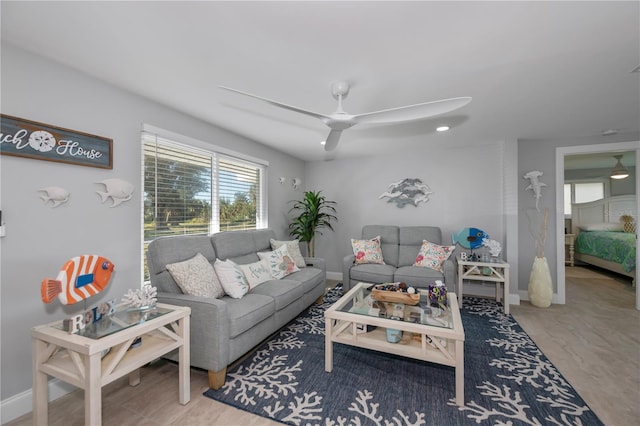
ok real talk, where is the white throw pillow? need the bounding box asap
[579,223,624,232]
[166,253,225,298]
[270,238,306,268]
[239,259,273,288]
[214,259,250,299]
[258,244,300,279]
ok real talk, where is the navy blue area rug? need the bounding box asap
[204,286,602,425]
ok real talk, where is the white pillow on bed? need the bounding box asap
[578,223,624,232]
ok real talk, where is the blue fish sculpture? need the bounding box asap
[452,227,489,249]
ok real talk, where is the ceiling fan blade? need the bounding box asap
[220,86,330,121]
[353,97,472,125]
[324,129,343,151]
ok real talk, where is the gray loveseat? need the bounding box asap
[342,225,457,292]
[147,228,326,389]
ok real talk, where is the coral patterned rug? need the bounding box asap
[204,285,602,425]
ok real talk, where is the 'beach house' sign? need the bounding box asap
[0,114,113,169]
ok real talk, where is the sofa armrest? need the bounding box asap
[342,254,355,291]
[304,256,326,272]
[157,292,230,373]
[443,256,458,293]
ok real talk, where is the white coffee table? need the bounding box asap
[324,282,465,405]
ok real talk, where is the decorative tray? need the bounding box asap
[371,283,420,305]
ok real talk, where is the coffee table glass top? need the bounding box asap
[338,284,453,329]
[53,305,173,339]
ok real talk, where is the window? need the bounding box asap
[142,129,267,280]
[564,181,604,216]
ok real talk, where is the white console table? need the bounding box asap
[32,303,190,426]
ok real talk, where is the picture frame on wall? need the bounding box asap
[0,114,113,169]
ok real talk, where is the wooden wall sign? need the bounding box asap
[0,114,113,169]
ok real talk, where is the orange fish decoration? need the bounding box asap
[41,255,115,305]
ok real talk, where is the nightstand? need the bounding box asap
[565,233,575,267]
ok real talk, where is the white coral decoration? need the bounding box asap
[482,238,502,257]
[122,284,157,308]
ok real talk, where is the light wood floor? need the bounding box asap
[7,272,638,426]
[510,266,639,426]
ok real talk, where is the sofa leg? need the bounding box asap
[208,368,227,390]
[315,294,325,304]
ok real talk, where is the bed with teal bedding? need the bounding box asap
[575,231,636,274]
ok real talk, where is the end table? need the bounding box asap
[457,257,510,314]
[32,303,190,426]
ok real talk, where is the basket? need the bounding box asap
[371,288,420,305]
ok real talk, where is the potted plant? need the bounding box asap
[288,190,337,257]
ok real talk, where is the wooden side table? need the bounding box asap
[565,233,575,267]
[32,303,190,426]
[457,257,510,314]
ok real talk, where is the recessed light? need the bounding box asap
[436,126,450,132]
[601,129,618,136]
[320,140,326,145]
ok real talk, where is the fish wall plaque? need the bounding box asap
[95,178,134,207]
[379,178,433,208]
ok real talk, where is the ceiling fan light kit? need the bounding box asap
[610,155,629,180]
[220,82,471,152]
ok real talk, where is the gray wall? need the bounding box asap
[304,142,510,275]
[0,44,305,401]
[517,137,639,299]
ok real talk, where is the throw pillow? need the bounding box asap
[214,259,250,299]
[166,253,225,298]
[351,236,385,265]
[270,239,306,268]
[239,259,273,288]
[257,244,300,279]
[414,240,456,272]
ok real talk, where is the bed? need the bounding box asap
[571,195,637,285]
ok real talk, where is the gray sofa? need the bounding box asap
[342,225,457,292]
[147,228,326,389]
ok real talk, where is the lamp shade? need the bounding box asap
[610,155,629,180]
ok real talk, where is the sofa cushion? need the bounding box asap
[213,229,276,260]
[258,245,300,279]
[413,240,455,272]
[395,265,444,287]
[224,293,275,338]
[362,225,399,267]
[398,226,443,266]
[238,259,272,288]
[270,239,306,268]
[166,252,225,298]
[350,263,396,284]
[147,234,217,294]
[250,279,305,311]
[351,236,385,265]
[214,259,250,299]
[285,267,326,295]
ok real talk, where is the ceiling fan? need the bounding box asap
[220,82,471,151]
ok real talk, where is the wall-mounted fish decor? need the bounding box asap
[41,254,115,305]
[38,186,70,208]
[379,178,433,208]
[452,227,489,249]
[523,170,546,212]
[95,178,134,207]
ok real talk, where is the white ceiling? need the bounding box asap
[1,1,639,162]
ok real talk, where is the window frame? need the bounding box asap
[141,124,268,282]
[564,178,607,218]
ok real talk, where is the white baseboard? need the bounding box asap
[1,379,76,424]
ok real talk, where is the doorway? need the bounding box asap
[555,141,640,310]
